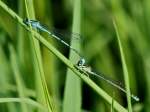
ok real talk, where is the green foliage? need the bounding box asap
[0,0,148,112]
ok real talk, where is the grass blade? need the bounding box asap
[0,98,47,111]
[63,0,82,112]
[0,45,17,112]
[24,0,55,111]
[9,45,28,112]
[111,92,115,112]
[113,19,132,112]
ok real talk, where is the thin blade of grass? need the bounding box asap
[111,92,115,112]
[143,1,150,111]
[0,98,47,111]
[9,44,28,112]
[113,19,132,112]
[24,0,47,109]
[0,45,17,112]
[24,0,54,111]
[0,84,36,97]
[63,0,81,112]
[17,0,26,66]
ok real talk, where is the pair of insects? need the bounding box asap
[23,18,139,102]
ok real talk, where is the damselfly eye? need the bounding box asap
[23,18,29,25]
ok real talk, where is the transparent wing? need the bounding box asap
[23,19,83,41]
[51,28,83,41]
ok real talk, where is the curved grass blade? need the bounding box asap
[0,98,47,112]
[113,19,133,112]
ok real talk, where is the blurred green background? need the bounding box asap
[0,0,149,112]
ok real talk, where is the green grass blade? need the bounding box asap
[24,0,47,109]
[17,0,26,65]
[63,0,81,112]
[111,92,115,112]
[9,45,28,112]
[113,19,132,112]
[0,98,47,111]
[0,84,36,97]
[0,44,17,112]
[24,0,54,111]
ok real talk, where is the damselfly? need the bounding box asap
[75,58,140,102]
[23,18,82,57]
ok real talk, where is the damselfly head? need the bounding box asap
[77,58,86,66]
[23,18,40,28]
[23,18,32,25]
